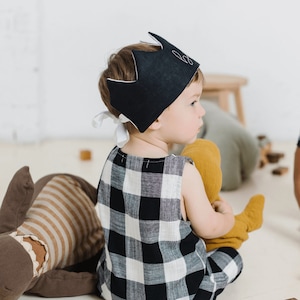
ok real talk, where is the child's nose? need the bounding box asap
[198,103,206,117]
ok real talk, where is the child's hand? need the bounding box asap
[212,199,233,215]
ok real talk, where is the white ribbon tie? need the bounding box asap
[92,111,130,147]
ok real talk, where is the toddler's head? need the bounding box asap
[98,32,203,133]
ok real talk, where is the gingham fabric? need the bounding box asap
[97,147,243,299]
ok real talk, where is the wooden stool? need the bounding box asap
[201,73,248,126]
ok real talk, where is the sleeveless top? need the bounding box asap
[97,147,207,299]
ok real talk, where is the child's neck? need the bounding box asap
[121,134,170,158]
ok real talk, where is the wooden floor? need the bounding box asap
[0,139,298,300]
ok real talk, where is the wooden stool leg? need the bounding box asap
[217,90,230,112]
[233,88,246,126]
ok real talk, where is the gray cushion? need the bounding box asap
[199,100,259,190]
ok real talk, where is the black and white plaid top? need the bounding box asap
[97,146,208,299]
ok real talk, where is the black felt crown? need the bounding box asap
[107,32,200,132]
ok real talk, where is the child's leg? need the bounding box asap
[195,247,243,300]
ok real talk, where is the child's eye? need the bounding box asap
[190,100,198,106]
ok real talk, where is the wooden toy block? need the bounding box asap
[272,166,288,175]
[257,135,272,168]
[80,149,92,161]
[266,152,285,163]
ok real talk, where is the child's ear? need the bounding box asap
[148,118,162,130]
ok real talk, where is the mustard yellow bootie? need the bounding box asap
[205,194,265,251]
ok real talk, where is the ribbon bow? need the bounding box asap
[92,111,130,147]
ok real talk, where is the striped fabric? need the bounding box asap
[17,175,104,272]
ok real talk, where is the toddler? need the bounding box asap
[94,32,243,299]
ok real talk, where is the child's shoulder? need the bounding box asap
[165,154,194,175]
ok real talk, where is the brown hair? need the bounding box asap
[98,43,203,132]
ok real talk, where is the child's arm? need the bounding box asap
[294,147,300,208]
[181,162,234,239]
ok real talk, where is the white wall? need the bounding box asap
[0,0,299,143]
[0,0,40,142]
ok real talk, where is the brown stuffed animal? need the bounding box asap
[0,166,104,300]
[181,139,265,251]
